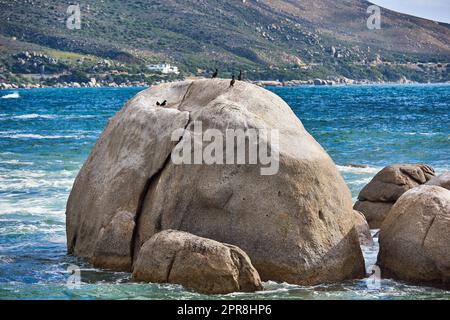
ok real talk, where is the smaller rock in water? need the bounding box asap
[132,230,263,294]
[354,164,435,228]
[353,210,374,246]
[426,172,450,191]
[377,185,450,289]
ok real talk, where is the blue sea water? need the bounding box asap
[0,84,449,300]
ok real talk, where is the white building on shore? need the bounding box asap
[146,63,179,74]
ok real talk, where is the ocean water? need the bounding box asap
[0,84,449,300]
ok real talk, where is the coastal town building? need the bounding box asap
[146,63,179,74]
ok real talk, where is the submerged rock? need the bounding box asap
[133,230,263,294]
[377,185,450,288]
[66,79,365,286]
[354,164,435,228]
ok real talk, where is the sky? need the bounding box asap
[370,0,450,24]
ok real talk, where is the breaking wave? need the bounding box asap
[1,92,20,99]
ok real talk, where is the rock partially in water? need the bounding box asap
[66,79,365,286]
[353,210,374,246]
[354,164,435,228]
[377,185,450,288]
[132,230,263,294]
[426,172,450,191]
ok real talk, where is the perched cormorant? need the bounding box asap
[212,68,218,78]
[230,75,236,87]
[156,100,167,107]
[238,70,243,81]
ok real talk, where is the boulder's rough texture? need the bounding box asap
[354,164,435,228]
[93,211,135,271]
[66,84,191,271]
[66,79,365,285]
[133,230,263,294]
[353,210,374,246]
[426,172,450,191]
[353,201,393,229]
[377,185,450,288]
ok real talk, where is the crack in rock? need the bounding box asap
[422,215,437,247]
[399,167,427,185]
[130,84,196,268]
[166,252,177,282]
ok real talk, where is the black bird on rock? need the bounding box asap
[212,68,218,78]
[238,70,243,81]
[156,100,167,107]
[230,75,236,87]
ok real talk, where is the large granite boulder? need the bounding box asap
[133,230,262,294]
[354,164,435,228]
[377,185,450,288]
[426,172,450,190]
[66,79,365,285]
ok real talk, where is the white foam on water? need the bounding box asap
[45,234,66,244]
[404,132,438,136]
[0,160,34,166]
[337,165,381,174]
[0,168,78,177]
[12,114,57,120]
[63,115,98,119]
[0,169,76,187]
[0,196,67,216]
[0,169,47,179]
[0,133,76,139]
[0,130,96,140]
[253,281,301,295]
[1,92,20,99]
[0,217,65,237]
[0,114,98,121]
[0,177,75,191]
[362,230,380,272]
[0,224,40,235]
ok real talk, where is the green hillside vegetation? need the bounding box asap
[0,0,449,85]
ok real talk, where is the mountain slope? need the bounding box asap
[0,0,449,82]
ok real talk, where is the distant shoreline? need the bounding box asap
[1,79,449,90]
